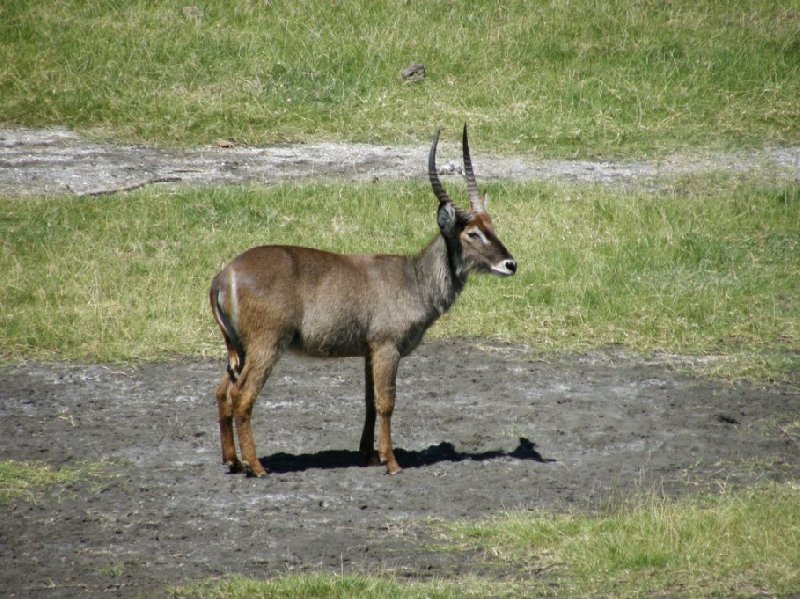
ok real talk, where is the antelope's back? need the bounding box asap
[218,245,404,357]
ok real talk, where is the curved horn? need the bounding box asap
[428,128,452,205]
[462,122,484,213]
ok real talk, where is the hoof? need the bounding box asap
[242,461,267,478]
[225,459,243,474]
[363,451,382,467]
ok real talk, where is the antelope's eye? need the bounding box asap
[467,230,482,240]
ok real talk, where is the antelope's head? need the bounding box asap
[429,124,517,277]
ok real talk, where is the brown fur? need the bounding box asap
[209,126,516,477]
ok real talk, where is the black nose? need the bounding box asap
[505,259,517,274]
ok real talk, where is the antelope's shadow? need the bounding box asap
[259,437,554,474]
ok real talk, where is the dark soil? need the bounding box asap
[1,341,798,597]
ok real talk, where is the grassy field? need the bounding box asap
[172,573,500,599]
[1,1,798,597]
[1,179,797,382]
[445,484,800,597]
[169,485,800,598]
[1,1,798,157]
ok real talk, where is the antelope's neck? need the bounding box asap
[413,234,467,318]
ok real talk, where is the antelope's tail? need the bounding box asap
[210,279,246,382]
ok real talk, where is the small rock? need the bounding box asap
[438,160,462,175]
[400,62,426,83]
[182,6,203,22]
[717,414,740,425]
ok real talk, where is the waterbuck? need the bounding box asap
[209,124,517,477]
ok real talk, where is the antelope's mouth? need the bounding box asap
[491,259,518,277]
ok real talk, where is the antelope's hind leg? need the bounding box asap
[229,346,280,478]
[215,374,242,473]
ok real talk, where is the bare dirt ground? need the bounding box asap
[2,344,798,597]
[1,127,798,196]
[1,129,798,597]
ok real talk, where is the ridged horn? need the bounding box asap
[462,122,484,213]
[428,128,452,206]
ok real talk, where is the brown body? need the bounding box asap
[210,125,517,477]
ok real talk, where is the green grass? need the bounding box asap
[0,459,103,503]
[1,180,797,382]
[2,3,796,597]
[171,574,508,599]
[1,1,798,157]
[171,485,800,598]
[447,484,800,598]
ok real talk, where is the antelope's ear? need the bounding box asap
[437,202,457,236]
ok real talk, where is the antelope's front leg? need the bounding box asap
[370,345,402,475]
[360,354,380,466]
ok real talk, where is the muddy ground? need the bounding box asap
[1,343,798,597]
[0,129,798,597]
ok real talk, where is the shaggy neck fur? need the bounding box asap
[413,233,468,320]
